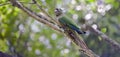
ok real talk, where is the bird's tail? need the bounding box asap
[76,29,86,34]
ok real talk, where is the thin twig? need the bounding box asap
[0,1,61,29]
[32,0,60,25]
[0,1,36,6]
[9,0,62,33]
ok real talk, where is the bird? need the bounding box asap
[55,8,86,34]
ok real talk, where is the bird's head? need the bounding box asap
[55,8,63,17]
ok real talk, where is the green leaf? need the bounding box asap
[101,28,107,33]
[0,39,8,52]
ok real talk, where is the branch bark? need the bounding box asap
[9,0,99,57]
[62,26,99,57]
[0,51,13,57]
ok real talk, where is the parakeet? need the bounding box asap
[55,9,86,34]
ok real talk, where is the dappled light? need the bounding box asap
[0,0,120,57]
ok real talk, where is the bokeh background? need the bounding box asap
[0,0,120,57]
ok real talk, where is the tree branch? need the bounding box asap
[9,0,99,57]
[87,25,120,51]
[0,51,13,57]
[63,27,99,57]
[9,0,62,33]
[32,0,58,24]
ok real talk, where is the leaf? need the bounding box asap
[101,27,107,33]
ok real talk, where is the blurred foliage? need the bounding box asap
[0,0,120,57]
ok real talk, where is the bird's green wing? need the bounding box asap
[59,16,86,34]
[59,16,80,29]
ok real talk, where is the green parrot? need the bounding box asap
[55,8,86,34]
